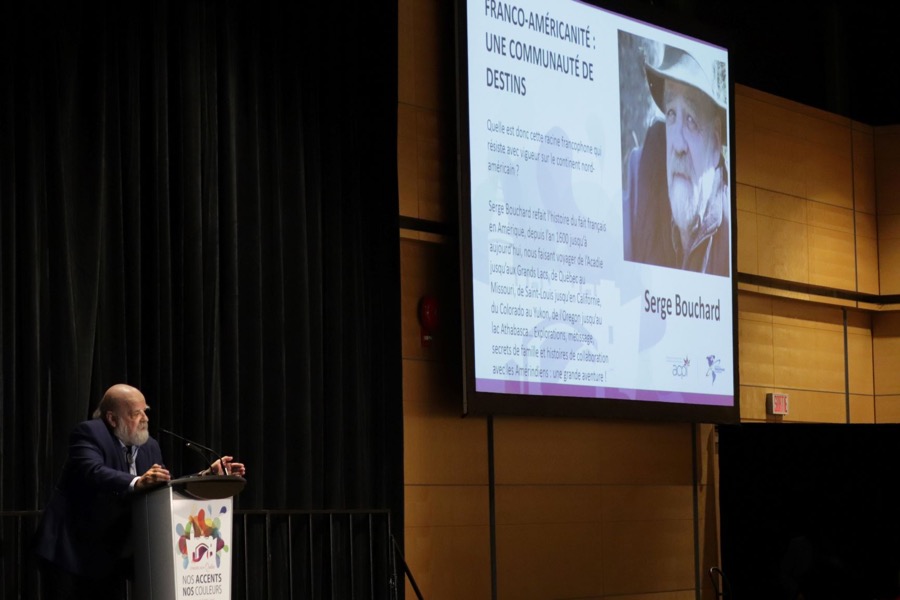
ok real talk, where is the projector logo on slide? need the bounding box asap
[706,355,726,385]
[667,356,691,379]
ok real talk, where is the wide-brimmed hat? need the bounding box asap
[645,45,727,133]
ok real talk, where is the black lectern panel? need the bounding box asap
[719,424,900,600]
[169,475,246,500]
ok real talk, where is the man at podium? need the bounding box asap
[34,383,246,600]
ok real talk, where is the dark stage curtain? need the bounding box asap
[0,0,400,535]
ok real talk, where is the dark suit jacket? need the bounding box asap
[34,418,164,579]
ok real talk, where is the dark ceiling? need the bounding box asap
[642,0,897,126]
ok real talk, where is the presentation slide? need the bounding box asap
[462,0,736,417]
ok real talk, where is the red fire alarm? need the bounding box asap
[417,295,439,347]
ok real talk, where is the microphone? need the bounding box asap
[158,428,230,475]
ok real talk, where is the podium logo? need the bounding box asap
[175,506,230,569]
[189,539,215,565]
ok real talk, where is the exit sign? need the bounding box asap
[766,393,789,415]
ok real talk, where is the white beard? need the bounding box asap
[670,166,716,236]
[116,420,149,447]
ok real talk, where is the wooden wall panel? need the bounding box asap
[736,182,757,213]
[735,87,883,297]
[604,593,695,600]
[738,319,774,387]
[755,215,809,282]
[757,189,806,222]
[808,224,855,289]
[406,486,491,600]
[856,212,880,294]
[873,312,900,395]
[778,390,847,423]
[771,325,844,392]
[738,292,773,318]
[876,131,900,295]
[738,386,771,421]
[493,418,609,485]
[734,93,758,186]
[491,419,695,597]
[493,485,697,598]
[406,485,489,528]
[770,300,844,392]
[808,201,854,233]
[735,90,852,203]
[875,395,900,423]
[847,311,874,396]
[808,203,855,289]
[402,226,490,595]
[879,214,900,294]
[738,294,773,419]
[771,296,845,327]
[803,141,853,209]
[496,485,606,524]
[493,418,693,486]
[850,394,876,423]
[398,104,419,217]
[740,386,847,423]
[408,0,451,111]
[600,519,695,595]
[404,361,487,485]
[398,0,455,223]
[397,0,415,105]
[752,285,811,303]
[856,209,878,239]
[402,233,491,599]
[738,106,852,202]
[405,521,492,600]
[415,110,453,222]
[853,125,876,215]
[736,184,759,275]
[737,295,876,424]
[750,131,805,197]
[496,521,604,599]
[601,485,693,522]
[855,122,880,294]
[874,126,900,216]
[737,208,758,275]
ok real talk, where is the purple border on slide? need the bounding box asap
[475,378,733,406]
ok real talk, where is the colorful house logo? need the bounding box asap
[175,506,230,568]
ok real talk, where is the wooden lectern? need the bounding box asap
[132,476,246,600]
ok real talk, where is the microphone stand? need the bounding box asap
[159,428,230,475]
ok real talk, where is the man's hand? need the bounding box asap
[209,456,246,477]
[135,464,171,490]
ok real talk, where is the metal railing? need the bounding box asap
[1,509,399,599]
